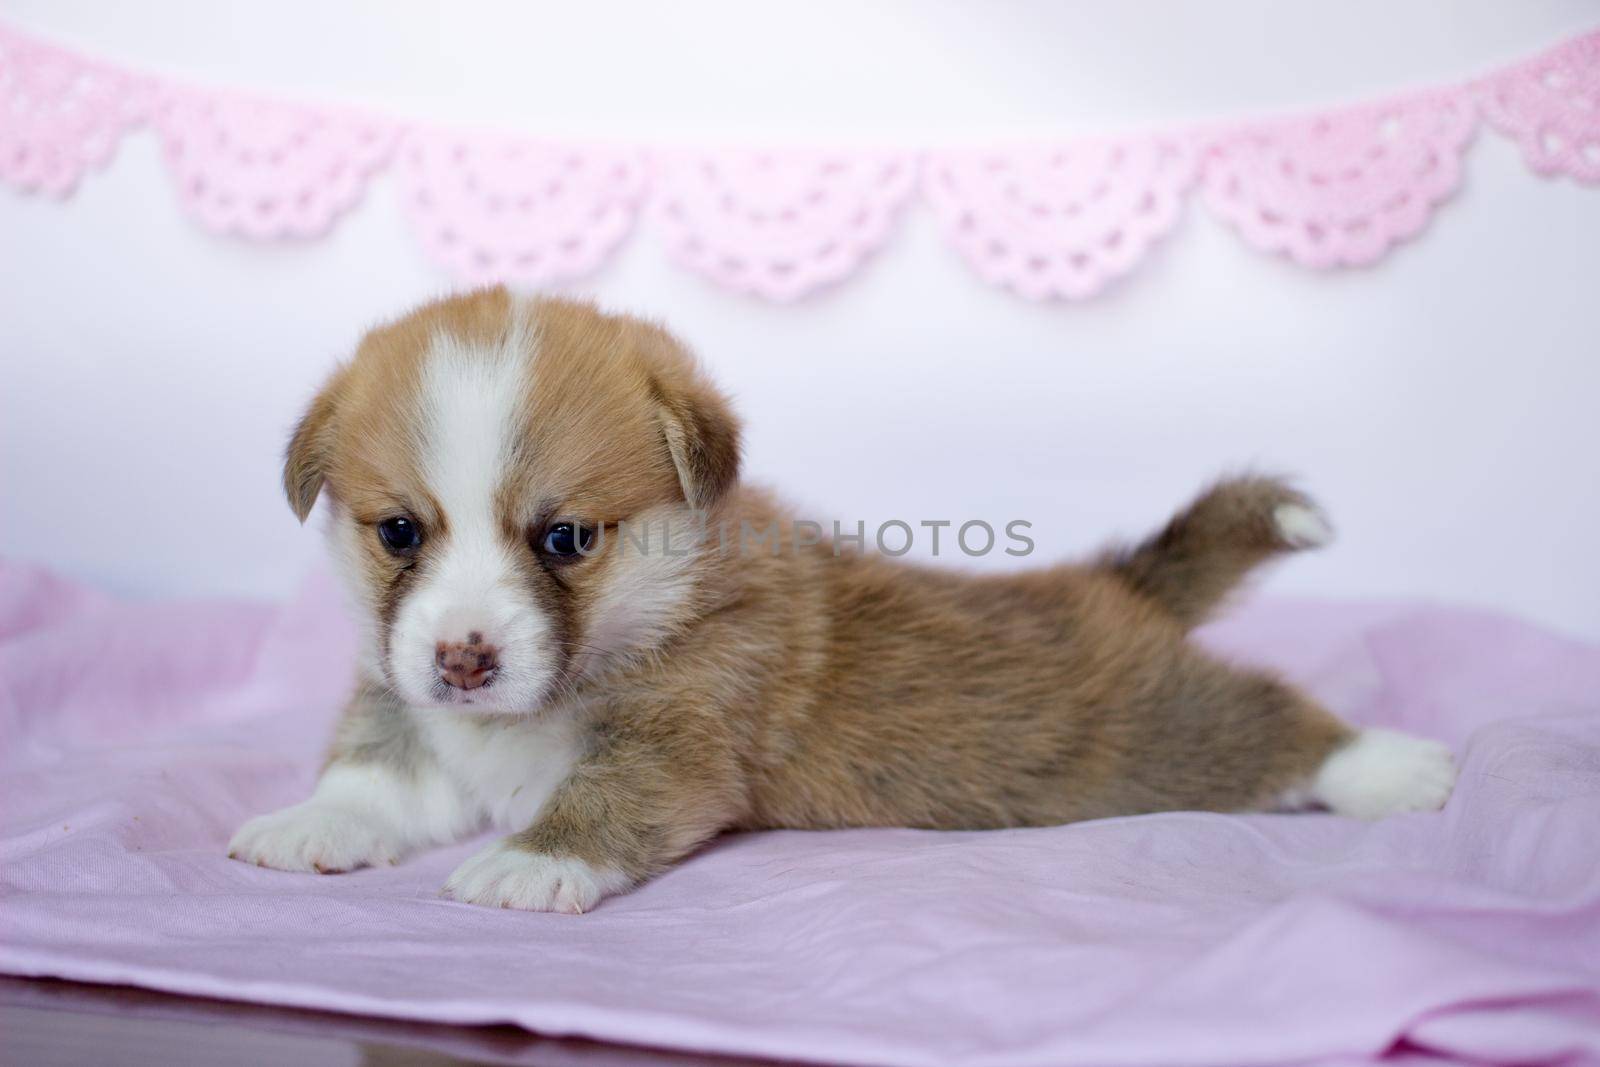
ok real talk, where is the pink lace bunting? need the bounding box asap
[400,128,645,287]
[653,149,916,301]
[155,87,397,239]
[925,137,1198,300]
[1477,30,1600,184]
[0,25,152,197]
[2,20,1598,299]
[1202,91,1477,269]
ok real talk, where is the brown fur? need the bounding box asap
[495,486,1351,884]
[291,289,1356,889]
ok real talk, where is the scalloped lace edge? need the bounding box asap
[1,22,1594,301]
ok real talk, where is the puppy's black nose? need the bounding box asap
[436,635,498,690]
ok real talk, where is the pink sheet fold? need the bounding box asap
[1,559,1596,1066]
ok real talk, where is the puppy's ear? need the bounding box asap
[283,367,347,523]
[636,325,741,510]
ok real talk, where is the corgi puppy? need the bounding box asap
[228,289,1457,913]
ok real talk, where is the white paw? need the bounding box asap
[442,842,630,914]
[228,802,402,873]
[1274,502,1334,549]
[1313,728,1457,820]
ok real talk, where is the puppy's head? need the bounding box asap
[286,289,740,713]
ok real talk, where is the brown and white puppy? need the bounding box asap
[228,289,1457,912]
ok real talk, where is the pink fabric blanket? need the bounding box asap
[1,560,1596,1066]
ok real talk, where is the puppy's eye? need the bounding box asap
[376,516,423,556]
[539,522,595,559]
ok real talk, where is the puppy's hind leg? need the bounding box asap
[1144,664,1455,820]
[1306,729,1458,819]
[1097,474,1332,630]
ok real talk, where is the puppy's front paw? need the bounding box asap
[228,802,402,873]
[1313,728,1457,820]
[442,841,630,914]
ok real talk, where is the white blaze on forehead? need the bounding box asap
[418,318,530,520]
[387,308,557,712]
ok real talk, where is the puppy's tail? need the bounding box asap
[1094,474,1331,631]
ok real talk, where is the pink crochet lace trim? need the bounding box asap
[925,137,1198,300]
[654,149,915,301]
[1203,91,1477,269]
[1,22,1596,301]
[155,87,397,239]
[0,25,152,197]
[400,128,644,287]
[1477,32,1600,184]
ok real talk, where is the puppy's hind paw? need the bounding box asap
[1312,728,1457,820]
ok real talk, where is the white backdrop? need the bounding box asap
[2,0,1598,639]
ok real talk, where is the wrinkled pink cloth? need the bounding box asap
[0,559,1596,1066]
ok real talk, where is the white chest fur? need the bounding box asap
[419,710,586,830]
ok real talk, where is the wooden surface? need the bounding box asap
[0,976,773,1066]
